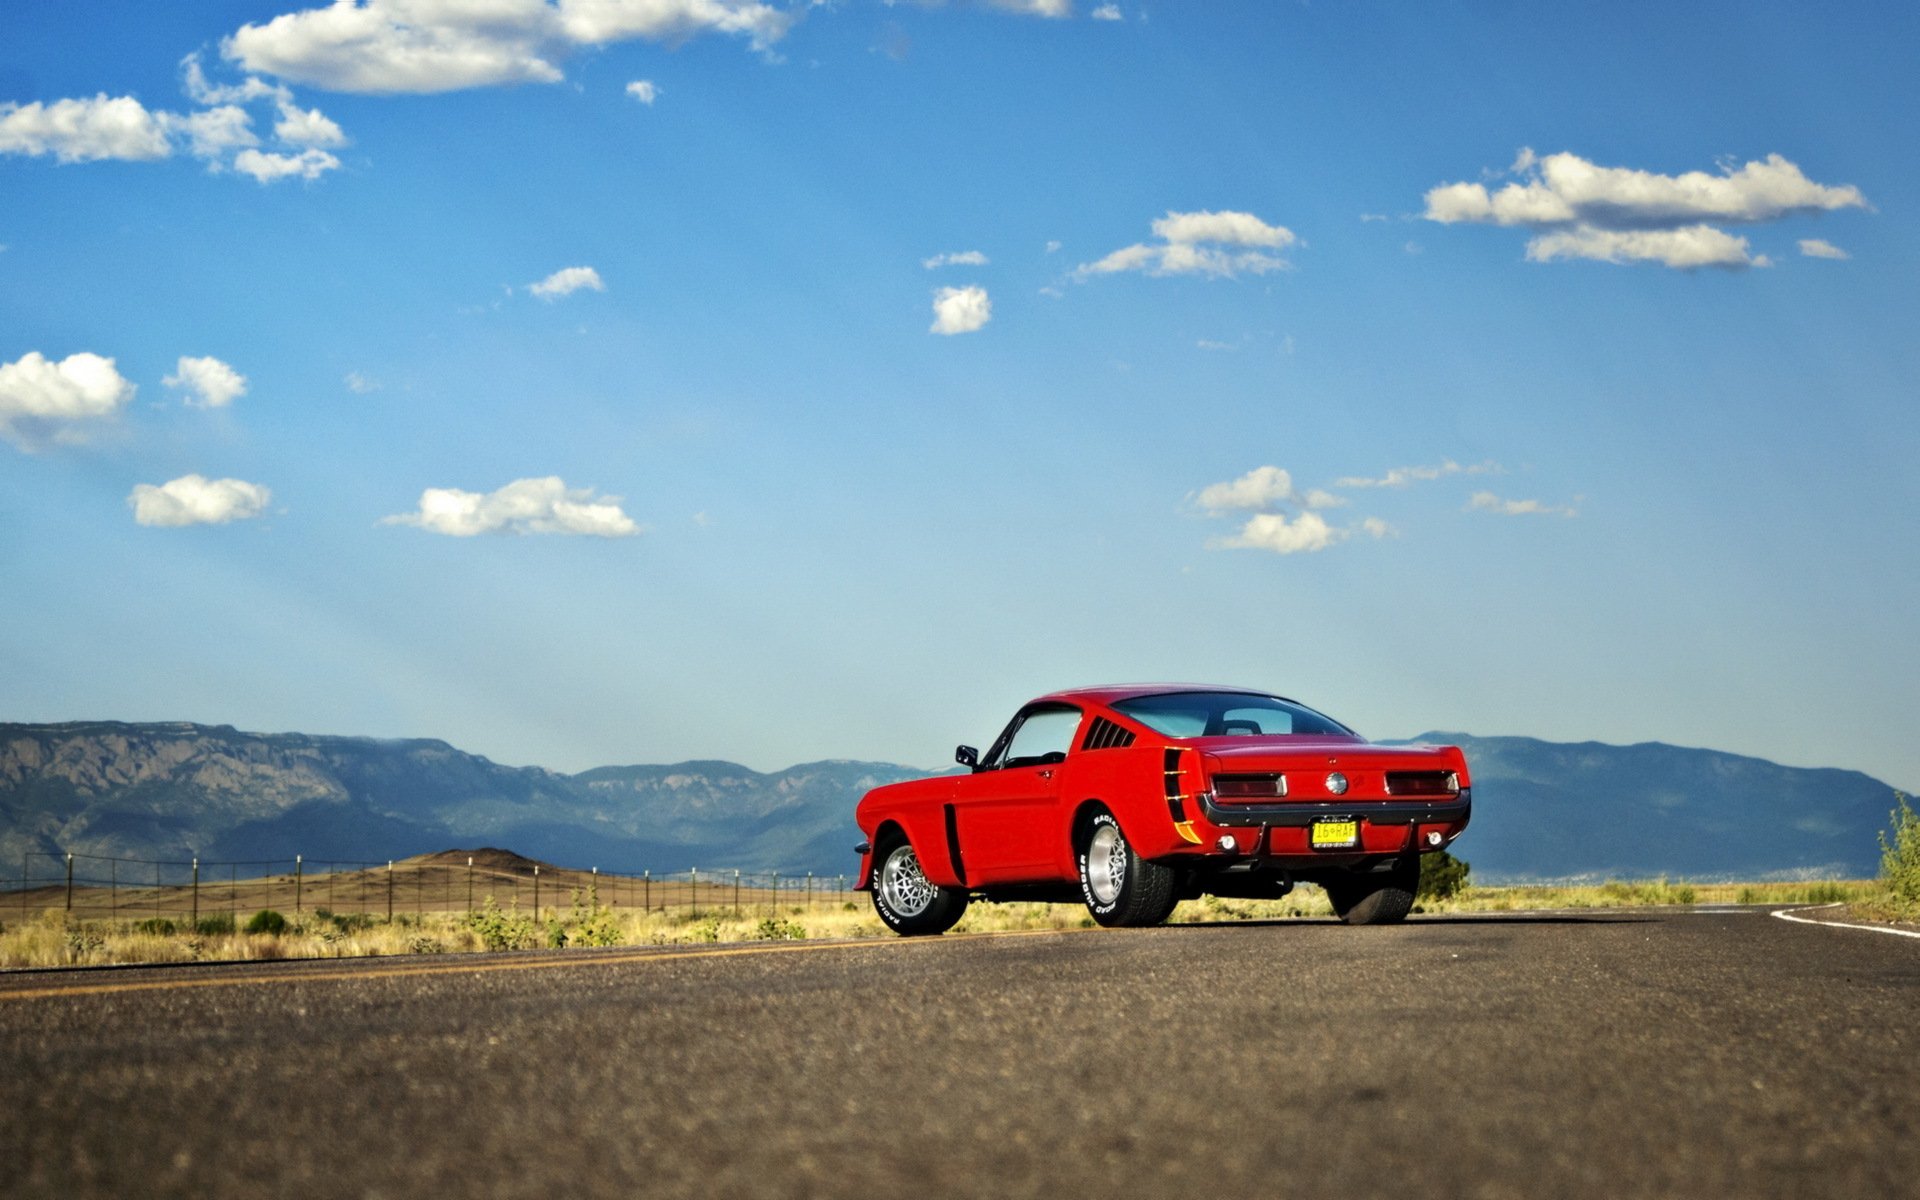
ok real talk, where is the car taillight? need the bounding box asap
[1385,771,1460,797]
[1211,773,1288,800]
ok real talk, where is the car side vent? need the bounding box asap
[1082,717,1136,751]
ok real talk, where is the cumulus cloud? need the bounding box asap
[1213,511,1344,555]
[345,371,380,393]
[1075,209,1297,280]
[0,95,173,162]
[223,0,793,95]
[1799,238,1850,260]
[930,285,991,335]
[530,265,605,300]
[1423,149,1867,269]
[1091,4,1122,19]
[922,250,988,269]
[129,474,273,527]
[164,356,250,408]
[382,476,640,537]
[1192,464,1387,555]
[0,351,138,449]
[1334,459,1497,489]
[234,146,341,181]
[1467,491,1577,518]
[2,58,347,183]
[625,79,658,104]
[1193,465,1298,513]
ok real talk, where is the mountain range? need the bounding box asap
[0,721,1906,883]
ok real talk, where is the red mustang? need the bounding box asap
[855,685,1471,934]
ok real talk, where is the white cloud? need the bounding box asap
[382,476,641,537]
[1467,491,1577,518]
[1799,238,1850,260]
[930,285,991,335]
[530,265,606,299]
[1214,511,1343,555]
[164,356,250,408]
[1044,239,1062,254]
[1304,488,1346,510]
[922,250,988,269]
[2,60,346,183]
[986,0,1073,16]
[1423,150,1867,270]
[129,474,273,527]
[0,95,173,163]
[224,0,793,95]
[1091,3,1122,19]
[274,102,348,146]
[233,146,341,182]
[625,79,659,104]
[1360,517,1395,539]
[1194,465,1297,513]
[345,371,381,393]
[0,351,138,449]
[1334,459,1497,489]
[1075,209,1297,280]
[1527,224,1765,269]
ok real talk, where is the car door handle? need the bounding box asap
[1038,769,1053,779]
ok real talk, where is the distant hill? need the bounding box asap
[1402,732,1905,882]
[0,721,1905,883]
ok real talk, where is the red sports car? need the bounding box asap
[854,685,1471,934]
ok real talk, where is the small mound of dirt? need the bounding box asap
[412,848,552,876]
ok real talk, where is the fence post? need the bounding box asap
[111,858,118,921]
[467,856,474,915]
[295,855,303,916]
[643,869,650,911]
[592,865,598,907]
[191,857,200,925]
[386,861,394,924]
[806,871,813,911]
[734,869,741,916]
[769,872,778,916]
[690,868,698,917]
[533,865,540,924]
[64,852,74,913]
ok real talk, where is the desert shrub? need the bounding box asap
[194,914,235,937]
[1736,886,1760,905]
[65,925,106,959]
[244,909,287,936]
[545,919,568,948]
[1417,851,1472,901]
[133,917,178,936]
[407,936,447,955]
[468,896,537,952]
[686,917,721,943]
[566,885,622,947]
[752,916,805,941]
[1880,792,1920,910]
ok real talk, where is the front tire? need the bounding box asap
[1325,858,1417,925]
[1077,810,1178,928]
[871,836,967,936]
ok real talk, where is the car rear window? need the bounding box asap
[1111,692,1354,738]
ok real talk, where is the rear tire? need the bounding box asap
[870,835,967,936]
[1078,810,1178,928]
[1325,858,1417,925]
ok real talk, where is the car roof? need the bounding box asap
[1030,683,1276,707]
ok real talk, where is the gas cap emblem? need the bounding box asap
[1325,772,1349,795]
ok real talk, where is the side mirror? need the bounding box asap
[955,745,979,769]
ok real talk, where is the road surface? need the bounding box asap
[4,908,1916,1198]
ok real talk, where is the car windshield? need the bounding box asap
[1110,692,1355,738]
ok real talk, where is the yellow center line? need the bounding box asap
[0,926,1096,1003]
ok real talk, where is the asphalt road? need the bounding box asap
[4,909,1917,1199]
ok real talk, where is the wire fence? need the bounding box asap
[2,850,855,928]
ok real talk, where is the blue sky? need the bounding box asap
[3,1,1915,792]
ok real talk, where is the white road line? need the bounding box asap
[1771,903,1920,940]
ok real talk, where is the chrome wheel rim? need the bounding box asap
[879,845,936,918]
[1086,823,1127,905]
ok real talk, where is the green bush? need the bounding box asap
[132,917,178,936]
[468,895,537,952]
[244,909,287,936]
[1417,850,1472,901]
[194,914,235,936]
[565,885,623,947]
[752,916,806,941]
[1880,792,1920,909]
[1803,881,1850,905]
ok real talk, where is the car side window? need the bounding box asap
[992,707,1082,769]
[1219,705,1292,735]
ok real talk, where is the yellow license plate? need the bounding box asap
[1311,819,1359,850]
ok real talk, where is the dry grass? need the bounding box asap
[0,877,1894,970]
